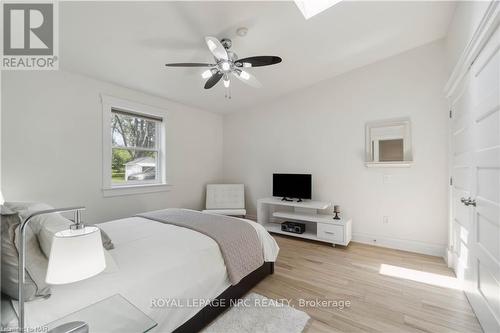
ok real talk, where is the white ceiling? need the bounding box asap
[60,1,455,113]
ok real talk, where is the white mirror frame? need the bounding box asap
[365,117,413,167]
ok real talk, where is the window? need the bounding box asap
[101,95,169,196]
[111,109,161,184]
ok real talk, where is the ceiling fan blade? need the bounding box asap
[204,72,223,89]
[235,56,282,67]
[233,70,262,88]
[165,63,215,67]
[204,36,229,61]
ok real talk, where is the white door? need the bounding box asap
[451,24,500,333]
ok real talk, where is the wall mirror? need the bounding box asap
[365,118,412,167]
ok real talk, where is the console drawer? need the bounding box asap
[317,223,344,243]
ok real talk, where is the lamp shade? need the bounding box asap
[45,226,106,285]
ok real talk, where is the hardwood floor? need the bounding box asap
[252,235,482,333]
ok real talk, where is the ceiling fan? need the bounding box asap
[165,36,282,97]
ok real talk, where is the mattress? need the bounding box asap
[14,215,279,332]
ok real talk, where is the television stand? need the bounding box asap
[257,197,352,247]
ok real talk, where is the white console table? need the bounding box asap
[257,197,352,246]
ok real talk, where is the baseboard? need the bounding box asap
[250,214,446,258]
[352,232,447,258]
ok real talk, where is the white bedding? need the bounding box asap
[17,214,279,332]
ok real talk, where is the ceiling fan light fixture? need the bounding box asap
[165,36,281,95]
[201,69,213,79]
[239,71,250,80]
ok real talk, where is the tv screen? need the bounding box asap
[273,174,312,200]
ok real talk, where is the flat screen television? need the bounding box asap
[273,173,312,201]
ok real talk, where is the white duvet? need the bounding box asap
[18,214,279,332]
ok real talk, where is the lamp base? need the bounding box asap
[48,321,89,333]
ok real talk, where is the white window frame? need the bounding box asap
[101,94,170,197]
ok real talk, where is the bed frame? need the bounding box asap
[173,261,274,333]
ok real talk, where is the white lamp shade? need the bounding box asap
[45,226,106,285]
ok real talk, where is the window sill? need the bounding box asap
[103,183,172,197]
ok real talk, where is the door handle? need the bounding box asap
[461,197,477,207]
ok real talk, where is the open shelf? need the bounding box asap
[258,197,331,210]
[272,211,342,224]
[263,223,319,241]
[365,161,412,168]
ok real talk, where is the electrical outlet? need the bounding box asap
[383,174,392,184]
[383,216,389,224]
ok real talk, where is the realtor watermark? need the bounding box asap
[150,297,351,310]
[1,1,59,70]
[0,326,48,332]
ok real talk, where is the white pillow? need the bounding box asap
[5,202,118,274]
[2,202,52,300]
[4,202,54,235]
[5,202,73,257]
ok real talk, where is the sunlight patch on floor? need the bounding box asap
[379,264,462,290]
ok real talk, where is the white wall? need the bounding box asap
[1,33,457,257]
[445,1,490,73]
[1,71,223,223]
[223,40,449,256]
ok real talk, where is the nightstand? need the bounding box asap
[46,294,157,333]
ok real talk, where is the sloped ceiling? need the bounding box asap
[60,1,455,113]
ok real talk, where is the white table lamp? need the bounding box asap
[18,207,106,333]
[46,226,105,285]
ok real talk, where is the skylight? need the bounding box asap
[294,0,343,20]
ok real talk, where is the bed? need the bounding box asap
[9,209,279,332]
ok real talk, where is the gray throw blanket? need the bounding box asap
[137,209,264,285]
